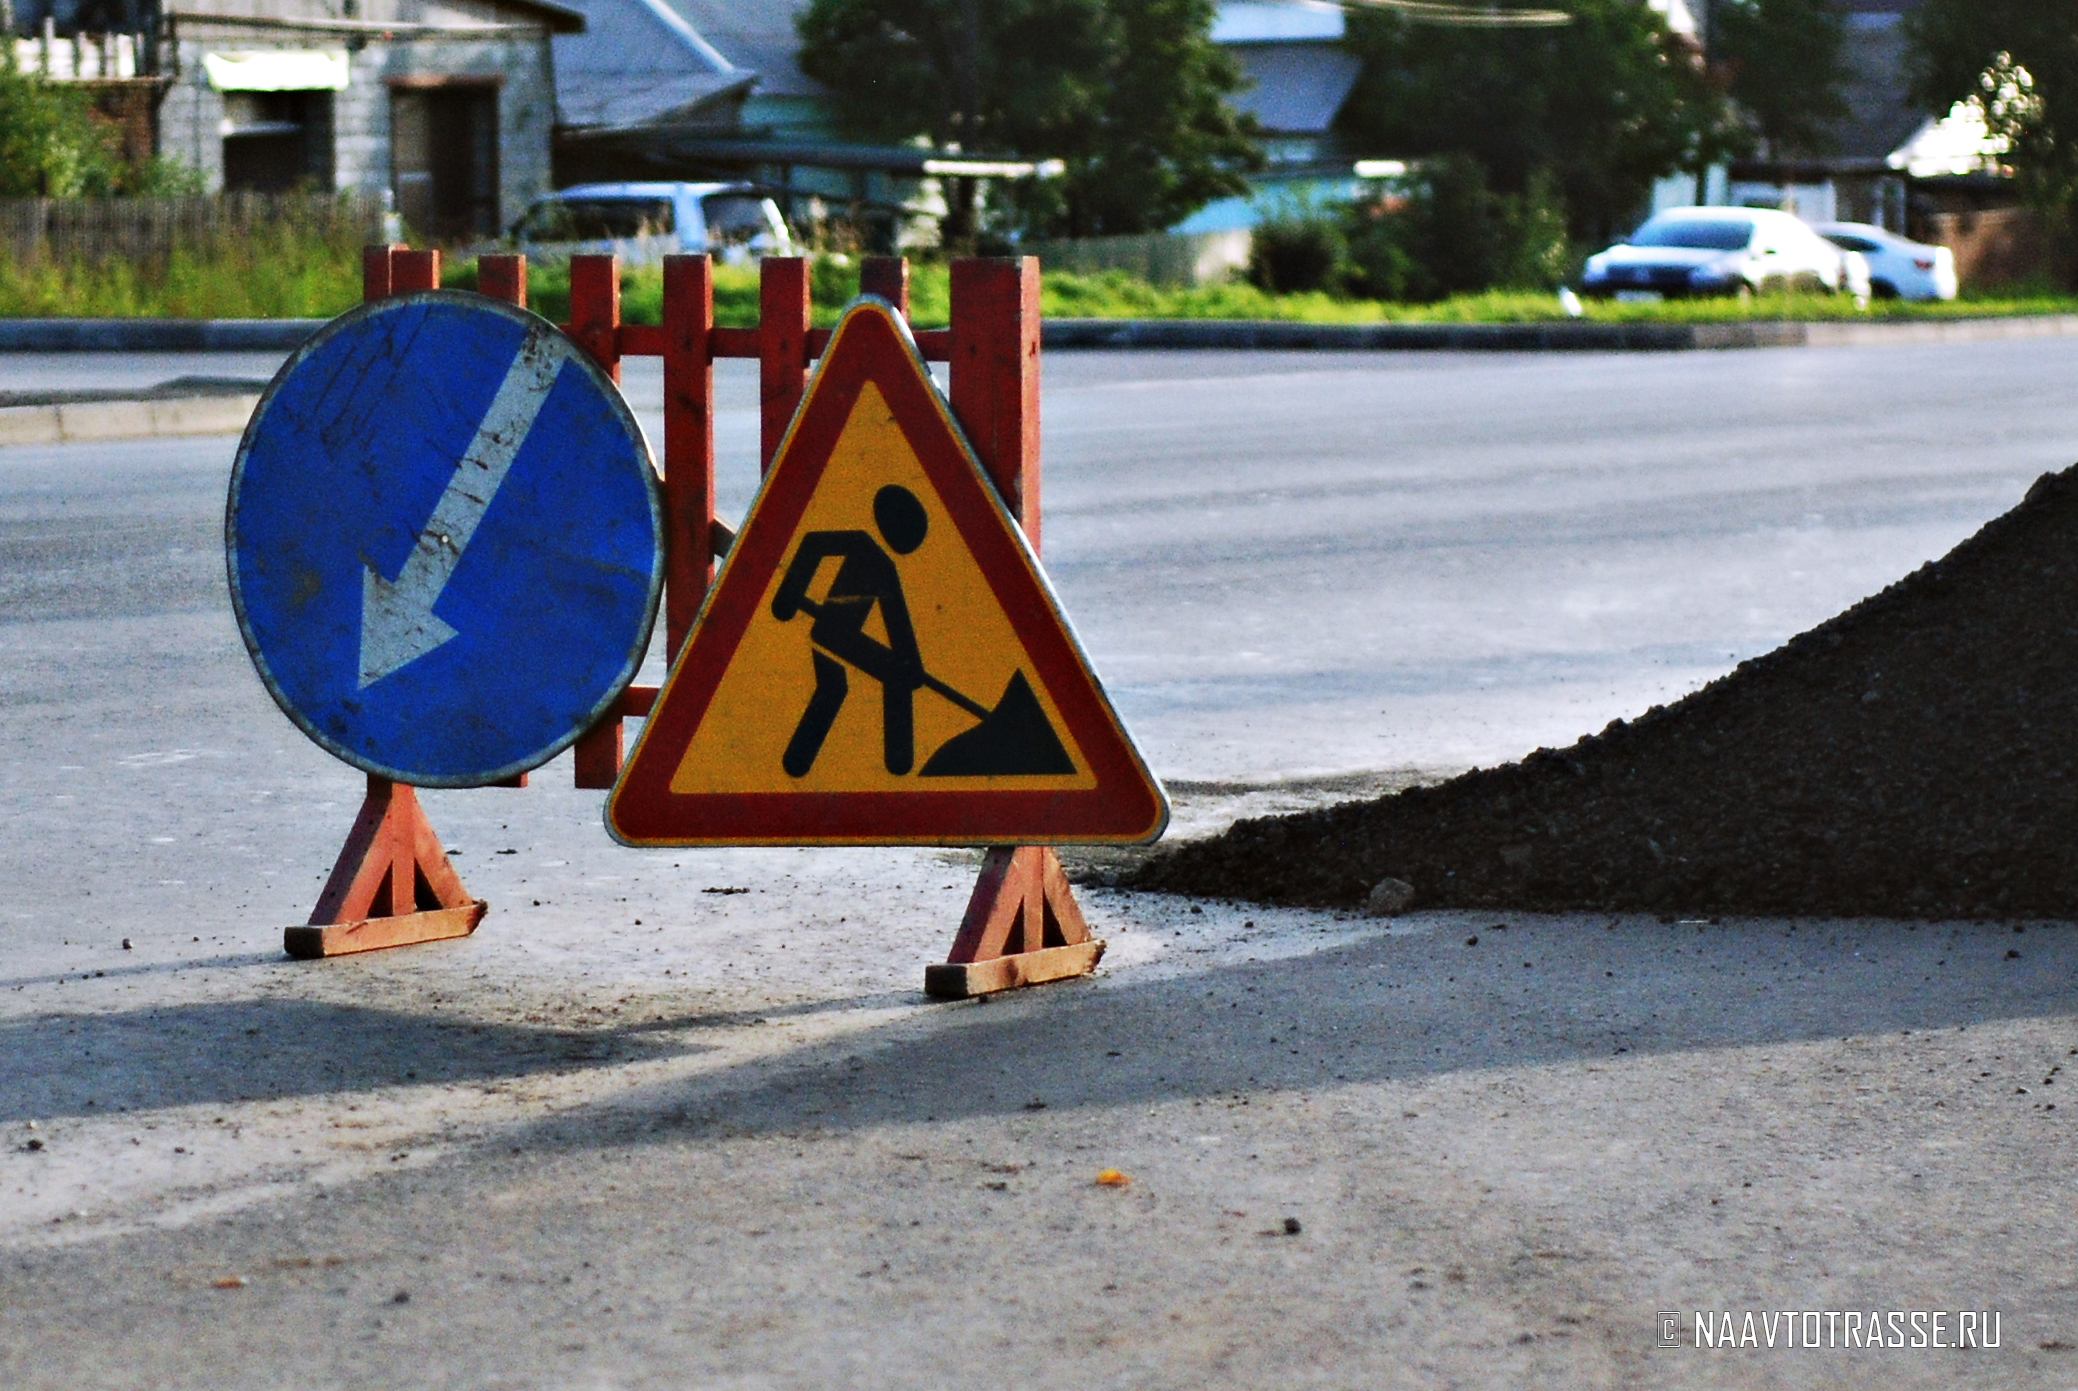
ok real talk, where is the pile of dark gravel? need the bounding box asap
[1134,464,2078,920]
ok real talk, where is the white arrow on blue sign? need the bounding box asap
[228,291,663,787]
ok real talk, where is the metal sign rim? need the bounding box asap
[225,289,665,788]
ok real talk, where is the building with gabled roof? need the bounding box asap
[550,0,748,133]
[13,0,583,236]
[1211,0,1358,167]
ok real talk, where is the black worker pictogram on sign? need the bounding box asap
[771,481,1075,781]
[606,297,1167,846]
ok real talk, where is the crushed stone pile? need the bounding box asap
[1134,465,2078,920]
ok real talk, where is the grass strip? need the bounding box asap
[0,221,364,319]
[4,236,2074,326]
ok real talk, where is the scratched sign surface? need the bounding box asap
[227,291,662,786]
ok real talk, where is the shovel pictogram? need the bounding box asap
[771,484,1074,779]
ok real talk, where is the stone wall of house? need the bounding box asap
[158,20,555,233]
[157,52,228,191]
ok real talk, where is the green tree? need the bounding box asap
[1710,0,1851,161]
[797,0,1260,246]
[1908,0,2078,278]
[1027,0,1263,238]
[0,49,123,197]
[1335,0,1735,245]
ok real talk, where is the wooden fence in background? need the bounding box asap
[0,193,385,265]
[1021,229,1253,288]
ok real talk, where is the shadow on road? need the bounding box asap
[550,914,2078,1146]
[4,915,2069,1141]
[0,951,285,993]
[0,997,713,1122]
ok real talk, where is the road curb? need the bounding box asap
[1040,314,2078,351]
[0,378,265,446]
[1799,315,2078,346]
[0,319,324,352]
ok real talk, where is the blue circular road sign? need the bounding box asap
[227,290,663,787]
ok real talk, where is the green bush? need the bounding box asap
[0,55,199,197]
[1247,212,1346,295]
[1343,155,1571,302]
[0,63,118,197]
[1419,154,1509,295]
[1342,205,1419,301]
[1504,168,1572,291]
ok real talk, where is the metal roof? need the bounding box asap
[1225,41,1360,136]
[552,0,752,130]
[662,0,823,99]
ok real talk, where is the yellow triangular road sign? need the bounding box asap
[608,299,1167,846]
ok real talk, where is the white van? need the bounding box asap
[512,182,795,266]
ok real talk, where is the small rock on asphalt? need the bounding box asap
[1364,878,1416,917]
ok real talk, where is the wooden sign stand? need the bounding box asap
[285,774,484,958]
[926,846,1102,998]
[290,245,1101,996]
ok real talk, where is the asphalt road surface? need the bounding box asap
[1,341,2074,1388]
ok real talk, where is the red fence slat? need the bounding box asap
[662,255,716,658]
[759,257,811,472]
[949,258,1042,548]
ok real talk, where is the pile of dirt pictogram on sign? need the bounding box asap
[1133,465,2078,920]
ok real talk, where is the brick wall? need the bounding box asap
[1925,207,2049,290]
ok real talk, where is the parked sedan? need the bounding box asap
[1581,206,1867,302]
[1815,222,1958,301]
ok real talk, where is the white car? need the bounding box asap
[1815,223,1958,301]
[512,182,795,267]
[1581,206,1868,303]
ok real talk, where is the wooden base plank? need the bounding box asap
[924,939,1104,1000]
[285,901,486,960]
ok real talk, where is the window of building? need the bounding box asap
[221,89,334,192]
